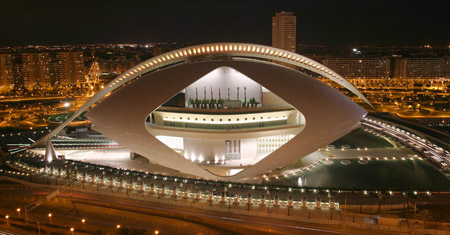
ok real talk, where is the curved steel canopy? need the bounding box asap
[34,42,371,147]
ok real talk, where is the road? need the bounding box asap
[0,230,23,235]
[0,186,400,235]
[363,118,450,174]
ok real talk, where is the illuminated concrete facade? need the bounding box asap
[0,54,13,87]
[21,53,52,86]
[87,59,366,181]
[0,52,85,87]
[394,58,450,79]
[146,66,305,172]
[36,43,369,181]
[55,52,85,84]
[322,58,390,79]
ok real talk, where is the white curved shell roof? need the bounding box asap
[86,59,367,181]
[34,43,371,147]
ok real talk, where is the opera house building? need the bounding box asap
[37,43,368,182]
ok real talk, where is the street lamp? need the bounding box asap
[17,208,21,218]
[70,227,74,235]
[154,230,159,235]
[5,215,9,227]
[48,213,52,224]
[116,224,121,229]
[81,218,86,230]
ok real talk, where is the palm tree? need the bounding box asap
[194,98,201,108]
[218,99,224,109]
[211,98,217,109]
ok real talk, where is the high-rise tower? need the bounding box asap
[21,53,52,86]
[0,54,14,87]
[272,12,296,53]
[56,52,85,85]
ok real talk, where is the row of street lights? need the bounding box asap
[14,208,53,225]
[114,224,159,234]
[4,212,159,234]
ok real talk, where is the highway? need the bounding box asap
[0,230,23,235]
[363,118,450,175]
[0,186,400,235]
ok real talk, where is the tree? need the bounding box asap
[210,98,217,109]
[201,99,209,109]
[188,98,195,108]
[218,98,224,108]
[194,98,201,108]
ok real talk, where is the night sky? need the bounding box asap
[2,0,449,46]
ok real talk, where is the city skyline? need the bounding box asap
[2,0,450,47]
